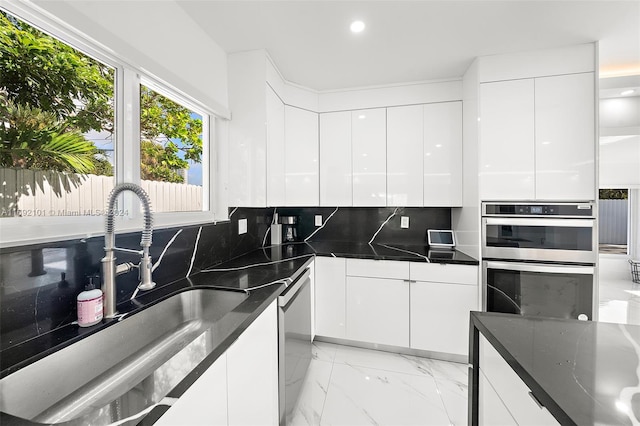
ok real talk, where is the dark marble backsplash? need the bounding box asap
[261,206,451,245]
[0,206,449,353]
[0,207,267,352]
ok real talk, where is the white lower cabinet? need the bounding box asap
[410,281,477,356]
[314,257,478,357]
[314,257,346,338]
[346,276,410,347]
[480,336,560,426]
[156,354,228,425]
[157,301,278,426]
[479,370,517,426]
[409,263,478,357]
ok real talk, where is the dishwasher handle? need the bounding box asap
[279,268,311,307]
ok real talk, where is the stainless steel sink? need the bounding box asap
[0,288,248,425]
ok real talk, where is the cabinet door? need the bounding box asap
[535,73,595,200]
[285,106,319,206]
[410,281,476,356]
[352,109,387,206]
[315,257,346,338]
[320,112,352,206]
[266,85,285,206]
[346,276,409,347]
[156,355,228,425]
[424,102,462,206]
[479,370,518,426]
[480,337,560,425]
[227,301,279,425]
[387,105,423,206]
[479,79,535,200]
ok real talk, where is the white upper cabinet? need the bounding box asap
[266,85,285,206]
[479,79,536,201]
[424,102,463,206]
[387,105,424,206]
[285,105,319,206]
[228,53,269,207]
[320,112,352,206]
[352,108,387,206]
[534,73,595,201]
[479,72,595,202]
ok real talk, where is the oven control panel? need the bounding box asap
[483,203,594,217]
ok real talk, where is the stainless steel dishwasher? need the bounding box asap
[278,267,312,425]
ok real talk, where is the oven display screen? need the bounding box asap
[530,206,543,214]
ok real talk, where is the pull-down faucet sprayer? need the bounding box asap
[102,183,155,318]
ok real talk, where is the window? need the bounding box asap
[139,84,205,213]
[0,5,216,247]
[599,189,628,255]
[0,10,116,217]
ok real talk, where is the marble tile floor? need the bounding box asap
[598,275,640,325]
[290,341,468,426]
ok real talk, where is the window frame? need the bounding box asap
[0,2,219,248]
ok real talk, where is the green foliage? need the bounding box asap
[0,11,202,184]
[599,189,628,200]
[140,86,202,182]
[140,140,188,183]
[0,11,114,133]
[0,97,105,174]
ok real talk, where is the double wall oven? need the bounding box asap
[482,202,597,320]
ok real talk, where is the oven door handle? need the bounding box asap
[484,261,595,275]
[483,217,594,227]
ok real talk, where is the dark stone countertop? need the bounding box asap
[0,240,476,424]
[272,241,478,265]
[1,241,474,377]
[470,311,640,426]
[0,250,313,425]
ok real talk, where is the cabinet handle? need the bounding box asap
[528,391,544,409]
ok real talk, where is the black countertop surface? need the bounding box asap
[0,241,476,424]
[471,312,640,426]
[274,241,476,263]
[1,241,476,377]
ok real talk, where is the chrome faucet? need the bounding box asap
[101,183,155,318]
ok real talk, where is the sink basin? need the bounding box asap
[0,288,248,425]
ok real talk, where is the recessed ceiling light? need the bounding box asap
[621,89,636,96]
[358,114,366,119]
[350,20,365,33]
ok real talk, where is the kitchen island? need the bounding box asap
[469,311,640,425]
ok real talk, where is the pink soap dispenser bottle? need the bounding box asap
[77,276,103,327]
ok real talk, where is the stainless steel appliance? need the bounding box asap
[280,216,299,242]
[278,268,312,425]
[481,202,596,320]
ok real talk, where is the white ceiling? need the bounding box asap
[177,0,640,91]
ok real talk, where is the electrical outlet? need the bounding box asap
[315,215,323,226]
[238,218,247,234]
[400,216,409,229]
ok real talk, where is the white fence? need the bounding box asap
[599,199,628,245]
[0,168,202,217]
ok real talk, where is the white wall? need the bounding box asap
[477,43,595,83]
[599,95,640,187]
[227,51,268,207]
[599,135,640,187]
[30,0,229,113]
[452,59,481,260]
[318,80,462,112]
